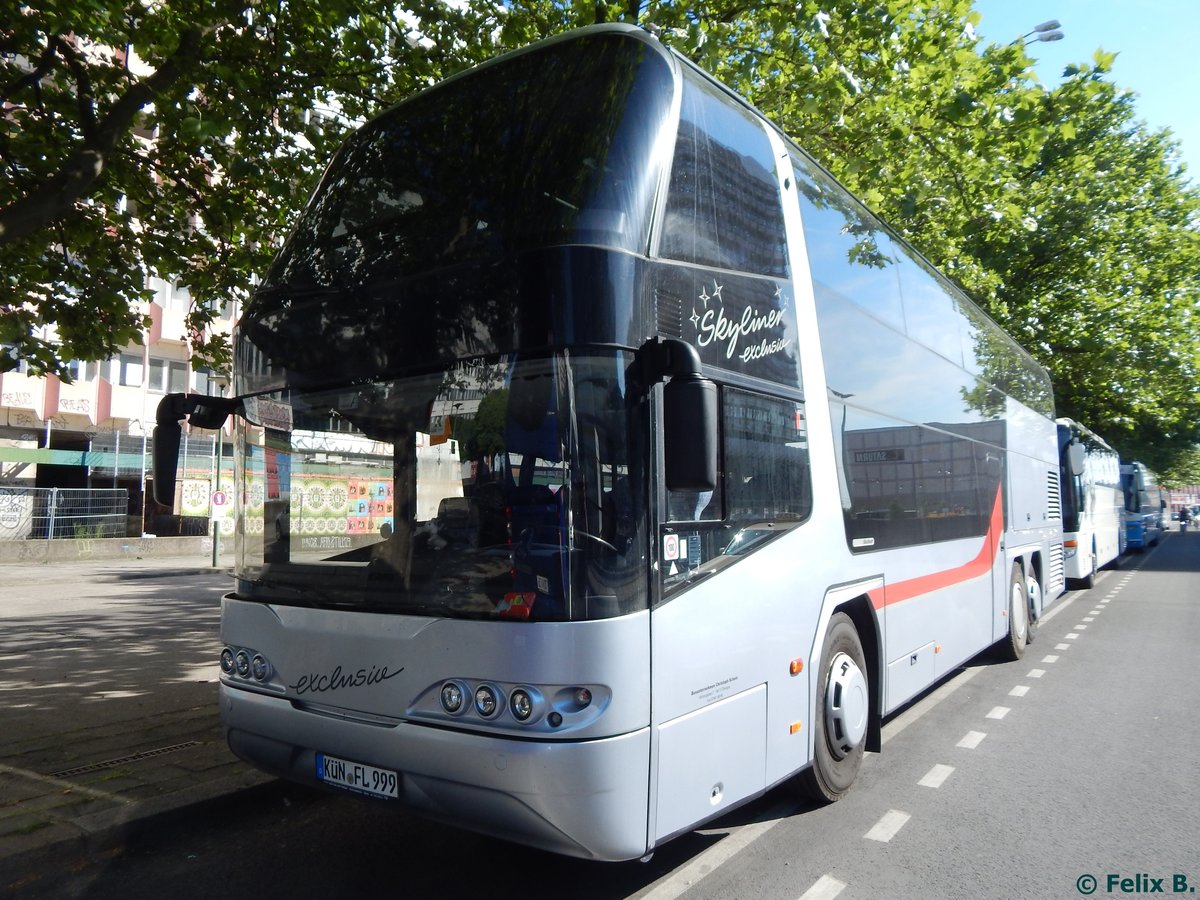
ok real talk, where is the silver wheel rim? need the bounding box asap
[1011,579,1028,644]
[824,651,868,758]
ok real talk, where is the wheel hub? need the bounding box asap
[824,651,868,758]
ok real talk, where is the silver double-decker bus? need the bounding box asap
[155,24,1064,861]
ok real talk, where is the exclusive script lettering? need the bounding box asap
[289,663,404,696]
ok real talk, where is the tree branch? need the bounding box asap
[0,27,205,246]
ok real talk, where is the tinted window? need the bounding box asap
[660,73,788,277]
[833,404,1005,552]
[266,34,674,288]
[791,151,1053,418]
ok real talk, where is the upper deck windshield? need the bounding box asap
[234,351,649,622]
[264,31,673,294]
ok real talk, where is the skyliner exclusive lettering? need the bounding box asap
[697,303,788,362]
[692,281,792,364]
[289,663,404,696]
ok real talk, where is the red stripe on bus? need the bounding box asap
[867,487,1004,610]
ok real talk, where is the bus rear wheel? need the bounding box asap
[999,564,1029,661]
[796,612,868,803]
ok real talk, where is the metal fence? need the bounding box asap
[0,487,129,540]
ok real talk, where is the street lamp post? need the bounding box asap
[1021,19,1064,44]
[211,375,229,567]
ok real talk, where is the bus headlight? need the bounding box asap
[474,684,502,718]
[220,647,235,675]
[234,650,251,678]
[510,689,534,721]
[251,654,272,682]
[440,681,467,714]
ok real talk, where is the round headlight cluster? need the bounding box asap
[434,680,597,728]
[438,679,540,722]
[221,645,273,684]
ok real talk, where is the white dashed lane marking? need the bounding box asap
[864,810,911,843]
[797,874,847,900]
[957,731,987,749]
[918,764,955,788]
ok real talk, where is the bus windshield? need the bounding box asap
[264,32,673,293]
[234,350,648,623]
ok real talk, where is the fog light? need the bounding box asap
[251,654,271,682]
[441,681,465,714]
[474,685,501,718]
[510,689,533,721]
[234,650,251,678]
[220,647,235,675]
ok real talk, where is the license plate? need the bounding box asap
[316,752,398,799]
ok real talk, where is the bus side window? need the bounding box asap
[662,387,811,595]
[660,72,788,279]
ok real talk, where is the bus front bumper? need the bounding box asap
[220,683,651,861]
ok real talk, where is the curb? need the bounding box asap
[0,770,275,887]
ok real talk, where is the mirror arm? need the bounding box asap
[151,393,243,507]
[639,337,704,386]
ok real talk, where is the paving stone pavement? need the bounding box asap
[0,555,272,885]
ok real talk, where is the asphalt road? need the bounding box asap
[6,533,1198,900]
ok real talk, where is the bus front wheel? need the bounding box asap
[797,612,868,803]
[1079,548,1097,590]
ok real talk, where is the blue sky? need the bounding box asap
[971,0,1199,181]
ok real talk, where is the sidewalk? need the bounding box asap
[0,555,272,886]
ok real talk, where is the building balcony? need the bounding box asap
[0,371,60,424]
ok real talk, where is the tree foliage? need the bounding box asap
[3,0,1198,468]
[2,0,493,375]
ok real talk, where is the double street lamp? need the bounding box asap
[1022,19,1064,44]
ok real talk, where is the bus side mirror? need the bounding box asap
[639,337,718,493]
[152,420,183,507]
[1066,441,1085,477]
[663,373,717,492]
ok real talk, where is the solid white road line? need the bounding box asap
[638,803,792,900]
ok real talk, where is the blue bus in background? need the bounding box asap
[1121,462,1166,551]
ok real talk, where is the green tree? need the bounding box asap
[4,0,1197,471]
[648,0,1199,467]
[455,389,509,468]
[1,0,494,377]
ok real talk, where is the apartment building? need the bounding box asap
[0,277,236,534]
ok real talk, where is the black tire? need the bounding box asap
[1079,547,1097,590]
[998,564,1029,661]
[796,612,869,803]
